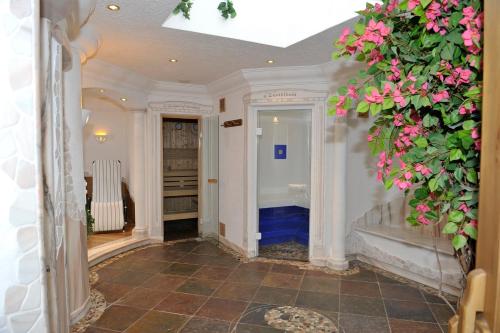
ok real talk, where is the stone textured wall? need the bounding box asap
[0,0,48,332]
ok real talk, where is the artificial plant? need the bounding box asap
[329,0,483,272]
[173,0,236,20]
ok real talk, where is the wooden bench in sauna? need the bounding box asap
[163,169,198,221]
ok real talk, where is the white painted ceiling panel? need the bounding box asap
[87,0,359,84]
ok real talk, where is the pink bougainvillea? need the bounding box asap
[329,0,483,251]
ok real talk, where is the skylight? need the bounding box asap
[162,0,371,48]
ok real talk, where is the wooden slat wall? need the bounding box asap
[163,119,199,219]
[476,1,500,329]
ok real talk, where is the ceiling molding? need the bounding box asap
[242,65,327,85]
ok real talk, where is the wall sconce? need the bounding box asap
[272,116,280,124]
[94,130,108,143]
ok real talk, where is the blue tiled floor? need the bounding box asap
[258,206,309,246]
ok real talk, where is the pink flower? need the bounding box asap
[459,6,476,26]
[416,204,430,213]
[335,96,348,116]
[365,89,384,104]
[404,171,413,180]
[403,125,420,137]
[431,90,450,103]
[393,113,404,127]
[367,135,374,142]
[470,220,478,227]
[475,139,481,150]
[459,103,476,115]
[368,49,384,66]
[348,85,358,99]
[338,27,351,45]
[387,0,399,13]
[459,203,470,213]
[462,27,482,55]
[395,178,412,190]
[393,89,406,107]
[408,0,419,10]
[417,215,431,225]
[471,127,480,139]
[415,164,432,176]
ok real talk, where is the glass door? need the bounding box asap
[202,115,219,242]
[257,109,312,261]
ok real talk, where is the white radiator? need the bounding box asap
[91,160,125,232]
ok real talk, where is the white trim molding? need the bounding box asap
[244,89,342,264]
[144,101,214,241]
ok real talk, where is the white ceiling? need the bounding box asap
[87,0,357,84]
[163,0,366,48]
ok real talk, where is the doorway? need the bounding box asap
[257,109,312,261]
[162,117,200,241]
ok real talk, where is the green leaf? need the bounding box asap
[450,149,463,161]
[384,178,394,190]
[338,86,348,95]
[466,169,478,184]
[383,98,395,110]
[414,137,428,148]
[356,101,369,113]
[452,234,468,250]
[423,114,439,128]
[448,210,465,223]
[463,120,475,130]
[463,224,478,240]
[420,0,432,8]
[354,22,365,35]
[370,103,382,116]
[414,187,429,200]
[440,43,455,61]
[429,178,439,192]
[442,222,458,234]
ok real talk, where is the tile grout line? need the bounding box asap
[376,273,393,333]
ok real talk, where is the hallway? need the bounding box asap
[80,240,454,333]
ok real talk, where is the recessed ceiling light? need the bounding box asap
[120,97,127,102]
[169,59,178,63]
[266,59,274,64]
[107,4,120,11]
[99,89,105,93]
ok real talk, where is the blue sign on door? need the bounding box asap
[274,145,287,159]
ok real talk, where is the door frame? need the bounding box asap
[160,115,202,240]
[251,106,313,258]
[245,92,327,260]
[145,101,213,241]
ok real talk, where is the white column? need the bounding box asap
[63,47,90,323]
[130,110,147,238]
[327,118,349,270]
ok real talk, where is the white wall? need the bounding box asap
[258,111,311,208]
[82,96,132,183]
[345,113,401,233]
[217,87,249,249]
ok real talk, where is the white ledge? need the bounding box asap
[87,236,160,267]
[355,224,454,256]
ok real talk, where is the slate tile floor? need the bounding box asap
[86,240,454,333]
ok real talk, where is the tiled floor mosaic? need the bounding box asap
[79,240,456,333]
[259,241,308,262]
